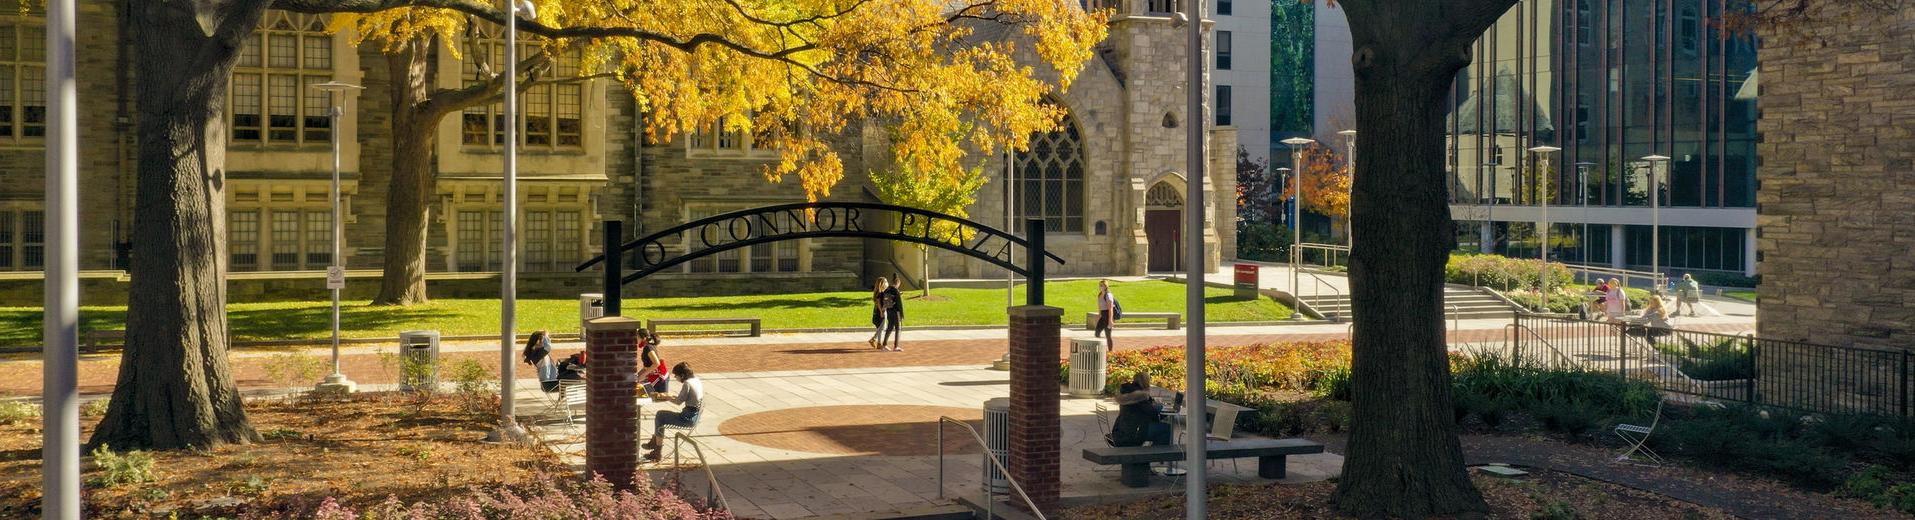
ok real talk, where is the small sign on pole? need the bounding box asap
[1233,264,1259,300]
[325,266,346,290]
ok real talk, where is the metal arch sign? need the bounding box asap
[576,201,1065,287]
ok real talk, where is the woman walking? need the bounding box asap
[1093,280,1117,349]
[1604,277,1628,323]
[868,277,890,349]
[879,278,904,351]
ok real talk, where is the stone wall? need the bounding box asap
[1755,5,1915,351]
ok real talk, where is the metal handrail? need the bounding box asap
[1560,263,1667,290]
[1296,242,1351,269]
[1504,323,1576,370]
[1448,303,1461,339]
[1303,272,1343,319]
[936,416,1047,520]
[669,432,730,513]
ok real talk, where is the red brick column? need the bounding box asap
[584,316,642,489]
[1007,305,1062,512]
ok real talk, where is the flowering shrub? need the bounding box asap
[1068,342,1356,436]
[261,474,731,520]
[1446,253,1574,291]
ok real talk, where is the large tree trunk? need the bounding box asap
[372,39,436,306]
[91,1,268,451]
[1332,0,1513,517]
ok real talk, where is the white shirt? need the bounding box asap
[673,376,704,409]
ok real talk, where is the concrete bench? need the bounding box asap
[646,318,762,337]
[1082,437,1324,487]
[83,329,126,349]
[1083,312,1181,330]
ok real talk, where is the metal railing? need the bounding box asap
[1303,272,1342,311]
[669,432,730,513]
[1560,263,1667,291]
[1295,242,1351,269]
[1510,313,1912,418]
[936,416,1047,520]
[1503,323,1577,370]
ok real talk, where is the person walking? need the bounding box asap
[643,363,704,462]
[1604,277,1628,323]
[868,277,890,349]
[1589,279,1612,321]
[1093,280,1117,349]
[879,278,904,351]
[1674,273,1702,317]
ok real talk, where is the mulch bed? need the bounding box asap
[0,391,573,518]
[1063,470,1732,519]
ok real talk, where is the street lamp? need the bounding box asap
[1528,145,1560,312]
[1642,155,1670,284]
[1280,137,1316,320]
[1337,130,1355,250]
[489,0,538,445]
[312,80,363,394]
[1574,161,1594,283]
[1273,166,1291,229]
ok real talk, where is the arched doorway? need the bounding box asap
[1144,180,1184,272]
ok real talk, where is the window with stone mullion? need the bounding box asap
[461,40,584,150]
[0,21,47,141]
[1012,114,1086,233]
[231,12,331,146]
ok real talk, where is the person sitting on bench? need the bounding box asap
[1110,372,1173,447]
[643,362,704,462]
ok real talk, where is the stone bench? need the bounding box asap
[646,318,762,337]
[1083,312,1181,330]
[83,329,126,350]
[1082,437,1325,487]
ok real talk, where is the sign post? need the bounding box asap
[1233,264,1259,300]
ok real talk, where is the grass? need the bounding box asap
[0,279,1289,345]
[1725,290,1756,302]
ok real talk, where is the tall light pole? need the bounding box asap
[312,81,362,394]
[1273,166,1291,229]
[1575,161,1593,277]
[1280,136,1315,320]
[43,0,79,516]
[488,0,538,444]
[1337,130,1355,250]
[1528,146,1560,311]
[1176,5,1208,517]
[1642,155,1670,282]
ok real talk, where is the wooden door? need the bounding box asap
[1145,209,1181,272]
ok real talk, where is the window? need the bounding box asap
[1217,0,1231,16]
[0,209,42,270]
[1215,31,1232,70]
[1576,94,1591,143]
[1576,0,1592,47]
[231,12,332,146]
[0,20,45,142]
[1490,145,1505,166]
[460,40,584,150]
[1680,7,1699,54]
[684,206,802,274]
[1011,111,1086,233]
[686,113,778,156]
[230,211,260,270]
[1147,0,1179,14]
[451,206,583,272]
[305,211,331,267]
[1215,85,1232,126]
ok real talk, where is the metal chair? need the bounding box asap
[1613,399,1665,464]
[1206,404,1244,474]
[543,379,587,425]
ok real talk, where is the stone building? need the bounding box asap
[0,1,1232,302]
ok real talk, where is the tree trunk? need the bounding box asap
[91,1,267,451]
[372,39,436,306]
[1332,0,1513,517]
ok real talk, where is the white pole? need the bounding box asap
[1338,130,1356,251]
[1642,155,1669,285]
[312,81,360,393]
[490,0,534,443]
[1181,0,1206,515]
[42,0,79,517]
[1280,138,1315,318]
[1529,146,1559,311]
[1006,150,1014,307]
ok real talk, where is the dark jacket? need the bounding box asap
[881,287,904,319]
[1109,382,1162,447]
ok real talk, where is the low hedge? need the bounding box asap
[1446,253,1574,292]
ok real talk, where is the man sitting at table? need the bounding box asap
[1110,372,1174,447]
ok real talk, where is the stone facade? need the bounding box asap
[0,2,1231,300]
[1755,5,1915,351]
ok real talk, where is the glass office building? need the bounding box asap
[1444,0,1758,275]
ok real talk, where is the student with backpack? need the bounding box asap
[1094,280,1120,349]
[878,278,904,351]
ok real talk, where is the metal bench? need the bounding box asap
[1082,437,1324,487]
[1083,311,1181,330]
[646,318,762,337]
[82,329,126,350]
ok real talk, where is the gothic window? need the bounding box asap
[1012,112,1086,233]
[0,18,45,142]
[0,208,42,270]
[231,12,332,146]
[683,205,803,274]
[459,36,585,150]
[1146,182,1183,208]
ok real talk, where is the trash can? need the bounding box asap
[397,330,441,392]
[1067,338,1108,398]
[578,293,605,337]
[982,397,1010,495]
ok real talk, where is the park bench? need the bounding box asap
[82,329,126,350]
[646,317,762,337]
[1082,437,1324,487]
[1083,311,1181,330]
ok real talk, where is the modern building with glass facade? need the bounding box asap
[1444,0,1759,275]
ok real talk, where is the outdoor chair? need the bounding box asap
[543,379,587,425]
[1613,399,1666,464]
[1206,404,1244,474]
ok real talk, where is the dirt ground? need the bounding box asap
[1063,470,1733,520]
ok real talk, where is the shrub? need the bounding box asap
[1687,271,1759,288]
[0,400,39,426]
[295,473,731,519]
[1445,253,1573,291]
[1653,405,1852,488]
[262,351,326,388]
[80,398,110,418]
[1652,337,1753,381]
[89,444,156,487]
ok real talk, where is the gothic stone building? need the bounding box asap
[0,1,1233,302]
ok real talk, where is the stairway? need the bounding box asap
[1295,285,1519,321]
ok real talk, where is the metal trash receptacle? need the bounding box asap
[397,330,441,392]
[982,397,1010,495]
[1067,338,1108,398]
[579,293,605,337]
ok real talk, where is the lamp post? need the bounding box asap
[312,81,362,394]
[1642,155,1670,283]
[1280,137,1315,320]
[1177,4,1207,517]
[1528,146,1560,312]
[488,0,538,445]
[43,0,78,516]
[1337,130,1355,250]
[1273,166,1291,229]
[1575,161,1593,279]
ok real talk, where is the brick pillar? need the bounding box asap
[584,316,642,489]
[1007,305,1062,511]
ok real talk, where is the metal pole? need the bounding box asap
[1280,138,1315,319]
[328,98,343,378]
[602,220,622,316]
[1577,162,1590,268]
[490,0,533,443]
[1007,150,1015,307]
[42,0,79,516]
[1530,147,1558,312]
[1026,219,1044,306]
[1642,155,1669,283]
[1183,0,1206,512]
[1339,130,1355,250]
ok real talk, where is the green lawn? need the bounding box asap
[1724,290,1756,302]
[0,279,1289,345]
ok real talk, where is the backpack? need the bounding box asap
[1112,298,1123,321]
